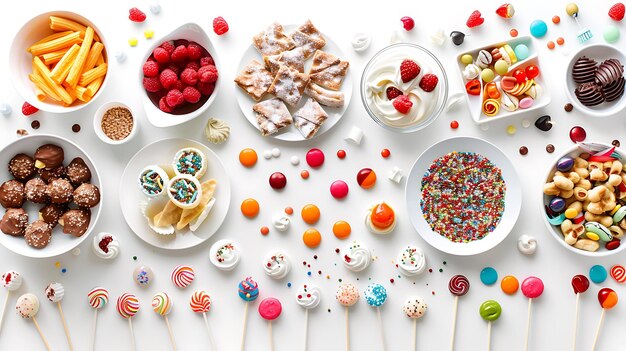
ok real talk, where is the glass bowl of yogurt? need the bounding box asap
[361,43,448,133]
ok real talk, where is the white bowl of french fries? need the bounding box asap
[9,11,108,113]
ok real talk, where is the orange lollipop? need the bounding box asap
[302,229,321,248]
[301,204,320,224]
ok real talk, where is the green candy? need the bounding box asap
[479,300,502,322]
[481,68,495,83]
[461,54,473,65]
[604,25,620,44]
[494,60,509,76]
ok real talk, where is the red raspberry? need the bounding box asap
[171,45,188,62]
[128,7,146,22]
[159,69,178,89]
[166,64,181,76]
[400,59,420,83]
[180,68,198,85]
[183,86,201,103]
[21,102,38,116]
[143,77,163,92]
[419,74,439,92]
[213,16,229,35]
[609,3,625,21]
[197,82,215,96]
[386,87,403,100]
[186,61,200,71]
[160,41,175,54]
[159,97,174,113]
[466,10,485,28]
[187,43,203,60]
[153,47,170,63]
[198,65,218,83]
[173,80,185,92]
[166,89,185,107]
[200,56,214,66]
[392,95,413,114]
[142,61,159,77]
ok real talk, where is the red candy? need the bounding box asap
[606,240,621,250]
[381,149,391,158]
[513,69,526,83]
[450,120,459,129]
[400,16,415,31]
[569,126,587,143]
[330,180,349,199]
[337,150,346,159]
[525,65,540,79]
[466,79,481,95]
[306,148,325,168]
[466,10,485,28]
[598,288,618,309]
[269,172,287,190]
[21,102,38,116]
[356,168,377,189]
[128,7,146,22]
[571,274,589,294]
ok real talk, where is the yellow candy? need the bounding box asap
[144,30,154,39]
[565,208,578,219]
[506,125,516,135]
[461,54,473,64]
[566,3,579,17]
[611,204,621,215]
[55,261,60,267]
[585,231,600,241]
[482,99,500,117]
[128,37,138,47]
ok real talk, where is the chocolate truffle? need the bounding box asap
[66,157,91,185]
[34,144,64,169]
[24,220,52,249]
[38,166,66,183]
[572,56,597,84]
[603,76,625,102]
[73,183,100,208]
[595,58,624,86]
[25,178,48,204]
[0,180,25,209]
[8,154,35,181]
[39,203,66,228]
[59,209,90,237]
[575,82,604,106]
[0,208,28,236]
[46,178,73,204]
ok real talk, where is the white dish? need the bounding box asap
[93,102,138,145]
[9,11,109,114]
[138,23,222,128]
[455,36,551,124]
[119,138,230,250]
[564,44,626,117]
[0,134,102,258]
[234,24,352,141]
[405,137,521,256]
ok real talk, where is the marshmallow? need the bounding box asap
[388,166,403,183]
[430,29,446,46]
[0,103,12,116]
[345,126,364,145]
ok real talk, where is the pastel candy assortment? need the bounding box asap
[521,276,544,299]
[258,297,282,320]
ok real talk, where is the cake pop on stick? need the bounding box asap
[0,271,22,333]
[16,293,51,351]
[403,296,427,351]
[336,283,359,351]
[238,277,259,351]
[571,275,589,351]
[364,283,388,351]
[448,275,470,351]
[116,293,140,351]
[87,287,109,351]
[479,300,502,351]
[152,292,177,351]
[296,284,321,351]
[45,282,73,350]
[521,276,544,351]
[189,290,216,350]
[258,297,282,351]
[591,288,618,351]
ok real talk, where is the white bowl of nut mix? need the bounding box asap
[93,102,137,145]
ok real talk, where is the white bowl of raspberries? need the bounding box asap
[140,22,221,127]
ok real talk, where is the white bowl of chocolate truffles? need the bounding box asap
[565,44,626,117]
[0,134,101,258]
[94,102,137,145]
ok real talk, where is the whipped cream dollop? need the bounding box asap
[296,284,321,309]
[343,241,371,272]
[396,245,426,276]
[263,250,291,279]
[92,232,120,260]
[518,235,537,255]
[352,33,371,52]
[209,239,241,271]
[271,213,290,232]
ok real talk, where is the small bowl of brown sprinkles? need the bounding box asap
[94,102,137,144]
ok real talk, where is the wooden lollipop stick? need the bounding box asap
[164,315,178,351]
[91,309,98,351]
[412,318,417,351]
[303,308,309,351]
[376,307,387,351]
[450,296,459,351]
[524,299,532,351]
[591,309,606,351]
[345,306,350,351]
[202,312,217,351]
[487,321,492,351]
[32,317,52,351]
[573,293,580,351]
[57,302,74,351]
[129,318,137,351]
[268,321,274,351]
[240,302,249,351]
[0,291,9,333]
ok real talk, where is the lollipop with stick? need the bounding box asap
[116,293,140,351]
[45,282,73,350]
[336,283,359,351]
[258,297,282,351]
[571,275,589,351]
[448,275,470,351]
[152,292,177,351]
[479,300,502,351]
[238,276,259,351]
[591,288,618,351]
[364,283,388,351]
[190,290,216,350]
[0,271,22,333]
[403,296,427,351]
[87,287,108,351]
[16,293,51,351]
[521,276,544,351]
[296,284,321,351]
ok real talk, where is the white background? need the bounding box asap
[0,0,625,350]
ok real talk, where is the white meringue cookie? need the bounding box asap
[518,235,537,255]
[396,245,426,276]
[209,239,241,271]
[45,282,64,303]
[272,213,290,232]
[92,232,120,260]
[352,33,371,52]
[263,250,291,279]
[342,241,371,272]
[462,64,481,80]
[296,284,321,309]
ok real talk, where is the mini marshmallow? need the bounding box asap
[114,50,127,63]
[0,103,12,116]
[345,126,364,145]
[430,29,446,46]
[271,148,281,158]
[290,156,300,166]
[352,33,371,52]
[263,150,272,159]
[388,166,403,183]
[149,2,161,14]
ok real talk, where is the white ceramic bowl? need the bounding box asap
[139,23,221,128]
[565,44,626,117]
[405,137,521,256]
[9,11,109,114]
[93,102,138,145]
[0,134,102,258]
[541,143,626,257]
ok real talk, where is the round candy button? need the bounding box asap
[480,267,498,285]
[333,220,351,239]
[330,180,349,199]
[501,275,519,295]
[356,168,377,189]
[569,126,586,143]
[258,297,282,320]
[239,148,258,167]
[306,148,325,168]
[514,44,530,61]
[529,20,548,38]
[589,265,608,284]
[302,228,322,248]
[521,276,544,299]
[269,172,287,190]
[241,198,260,218]
[301,204,320,224]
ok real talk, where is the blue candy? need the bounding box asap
[556,157,574,172]
[514,44,530,61]
[480,267,498,285]
[589,265,608,284]
[549,197,566,213]
[530,20,548,38]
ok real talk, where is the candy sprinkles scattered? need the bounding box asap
[420,152,506,243]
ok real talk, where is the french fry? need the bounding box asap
[49,16,100,41]
[74,86,91,102]
[33,56,73,105]
[33,31,73,46]
[34,86,46,102]
[29,73,62,102]
[41,47,71,65]
[82,42,104,72]
[96,54,104,66]
[86,76,104,97]
[28,31,81,56]
[78,63,107,86]
[65,26,93,88]
[49,44,80,84]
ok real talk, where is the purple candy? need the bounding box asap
[556,156,574,172]
[549,197,566,213]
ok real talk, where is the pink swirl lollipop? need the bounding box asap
[152,292,176,350]
[448,275,470,296]
[171,265,195,288]
[522,276,543,351]
[88,287,108,351]
[189,290,216,350]
[117,293,139,351]
[259,297,282,351]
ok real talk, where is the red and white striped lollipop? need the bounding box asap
[171,265,195,288]
[610,265,626,283]
[117,293,140,351]
[190,290,216,350]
